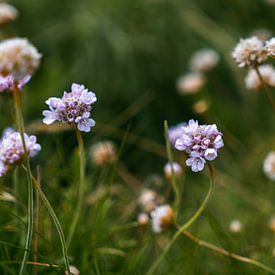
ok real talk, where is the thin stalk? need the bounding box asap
[181,230,275,274]
[146,163,215,275]
[13,85,34,275]
[67,127,86,247]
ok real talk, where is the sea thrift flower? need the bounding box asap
[193,100,210,114]
[265,37,275,58]
[151,205,174,233]
[175,119,224,172]
[229,219,243,233]
[90,141,116,166]
[43,83,97,132]
[0,3,17,24]
[168,122,186,146]
[245,64,275,90]
[0,38,41,80]
[65,265,80,275]
[263,151,275,181]
[164,162,182,179]
[176,73,205,95]
[232,36,267,67]
[138,189,157,212]
[137,213,149,226]
[0,129,41,176]
[0,74,31,93]
[190,48,220,72]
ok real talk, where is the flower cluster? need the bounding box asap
[0,3,17,25]
[150,204,174,233]
[43,83,97,132]
[90,141,116,166]
[265,37,275,58]
[164,161,182,179]
[168,122,187,146]
[0,129,41,176]
[176,73,205,95]
[0,74,31,93]
[175,119,224,172]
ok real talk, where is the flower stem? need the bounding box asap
[67,127,86,247]
[13,85,34,275]
[146,162,215,275]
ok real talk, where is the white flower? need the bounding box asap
[0,38,41,80]
[137,213,149,226]
[176,73,205,95]
[151,205,174,233]
[0,3,17,24]
[265,37,275,58]
[90,141,116,166]
[65,265,80,275]
[263,151,275,181]
[229,219,242,233]
[190,48,219,72]
[164,162,182,179]
[138,189,157,212]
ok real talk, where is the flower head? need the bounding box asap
[176,73,205,95]
[265,37,275,58]
[168,122,186,146]
[193,100,210,114]
[175,119,223,172]
[90,141,116,166]
[151,205,174,233]
[0,74,31,93]
[0,129,41,176]
[232,36,267,67]
[263,151,275,181]
[137,213,149,226]
[164,162,182,179]
[43,83,97,132]
[0,38,41,80]
[138,189,157,212]
[229,219,243,233]
[0,3,17,24]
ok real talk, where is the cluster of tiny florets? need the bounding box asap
[175,119,224,172]
[150,204,174,233]
[168,122,187,146]
[43,83,97,132]
[265,37,275,58]
[0,3,17,25]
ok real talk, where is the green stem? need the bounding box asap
[146,163,215,275]
[13,86,34,275]
[67,127,86,247]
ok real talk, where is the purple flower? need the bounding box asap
[0,129,41,176]
[168,122,187,145]
[42,83,97,132]
[175,119,224,172]
[0,74,31,93]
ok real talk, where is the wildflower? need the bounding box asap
[176,73,205,95]
[245,64,275,90]
[265,37,275,58]
[137,213,149,226]
[168,122,186,146]
[193,100,210,114]
[0,74,31,93]
[164,161,182,179]
[0,129,41,176]
[190,48,219,72]
[0,38,41,81]
[229,219,243,233]
[232,36,267,67]
[65,265,80,275]
[269,216,275,232]
[138,189,157,212]
[175,119,224,172]
[151,205,174,233]
[90,141,116,166]
[263,151,275,181]
[43,83,97,132]
[0,3,17,25]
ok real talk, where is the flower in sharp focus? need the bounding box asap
[43,83,97,132]
[0,129,41,176]
[65,265,80,275]
[90,141,116,166]
[176,73,205,95]
[232,36,267,67]
[175,119,224,172]
[164,162,182,179]
[263,151,275,181]
[151,205,174,233]
[190,48,220,72]
[168,122,186,146]
[245,64,275,90]
[229,219,243,233]
[0,38,41,81]
[138,189,157,212]
[265,37,275,58]
[0,3,17,25]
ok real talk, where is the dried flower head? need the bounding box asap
[151,205,174,233]
[263,151,275,181]
[168,122,186,146]
[90,141,116,166]
[0,38,41,80]
[232,36,267,67]
[229,219,243,233]
[43,83,97,132]
[0,3,17,24]
[137,213,149,226]
[138,189,157,212]
[190,48,220,72]
[65,265,80,275]
[193,100,210,114]
[245,64,275,90]
[164,162,182,179]
[0,129,41,176]
[175,119,224,172]
[176,73,205,95]
[265,37,275,58]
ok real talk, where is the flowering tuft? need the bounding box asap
[175,119,224,172]
[90,141,116,166]
[43,83,97,132]
[176,73,205,95]
[263,151,275,181]
[0,129,41,176]
[232,36,267,67]
[265,37,275,58]
[0,3,18,25]
[164,162,182,179]
[151,205,174,233]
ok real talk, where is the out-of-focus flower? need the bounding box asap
[65,265,80,275]
[43,83,97,132]
[251,29,272,41]
[190,48,220,72]
[0,3,17,24]
[176,73,205,95]
[151,205,174,233]
[232,36,267,67]
[263,151,275,181]
[0,129,41,176]
[193,100,210,114]
[0,38,41,80]
[245,64,275,90]
[90,141,116,166]
[168,122,186,146]
[175,119,224,172]
[269,216,275,232]
[138,189,157,212]
[137,213,149,226]
[164,162,182,179]
[229,219,243,233]
[0,74,31,93]
[265,37,275,58]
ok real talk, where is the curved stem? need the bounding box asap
[13,86,34,275]
[146,163,215,275]
[67,127,86,247]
